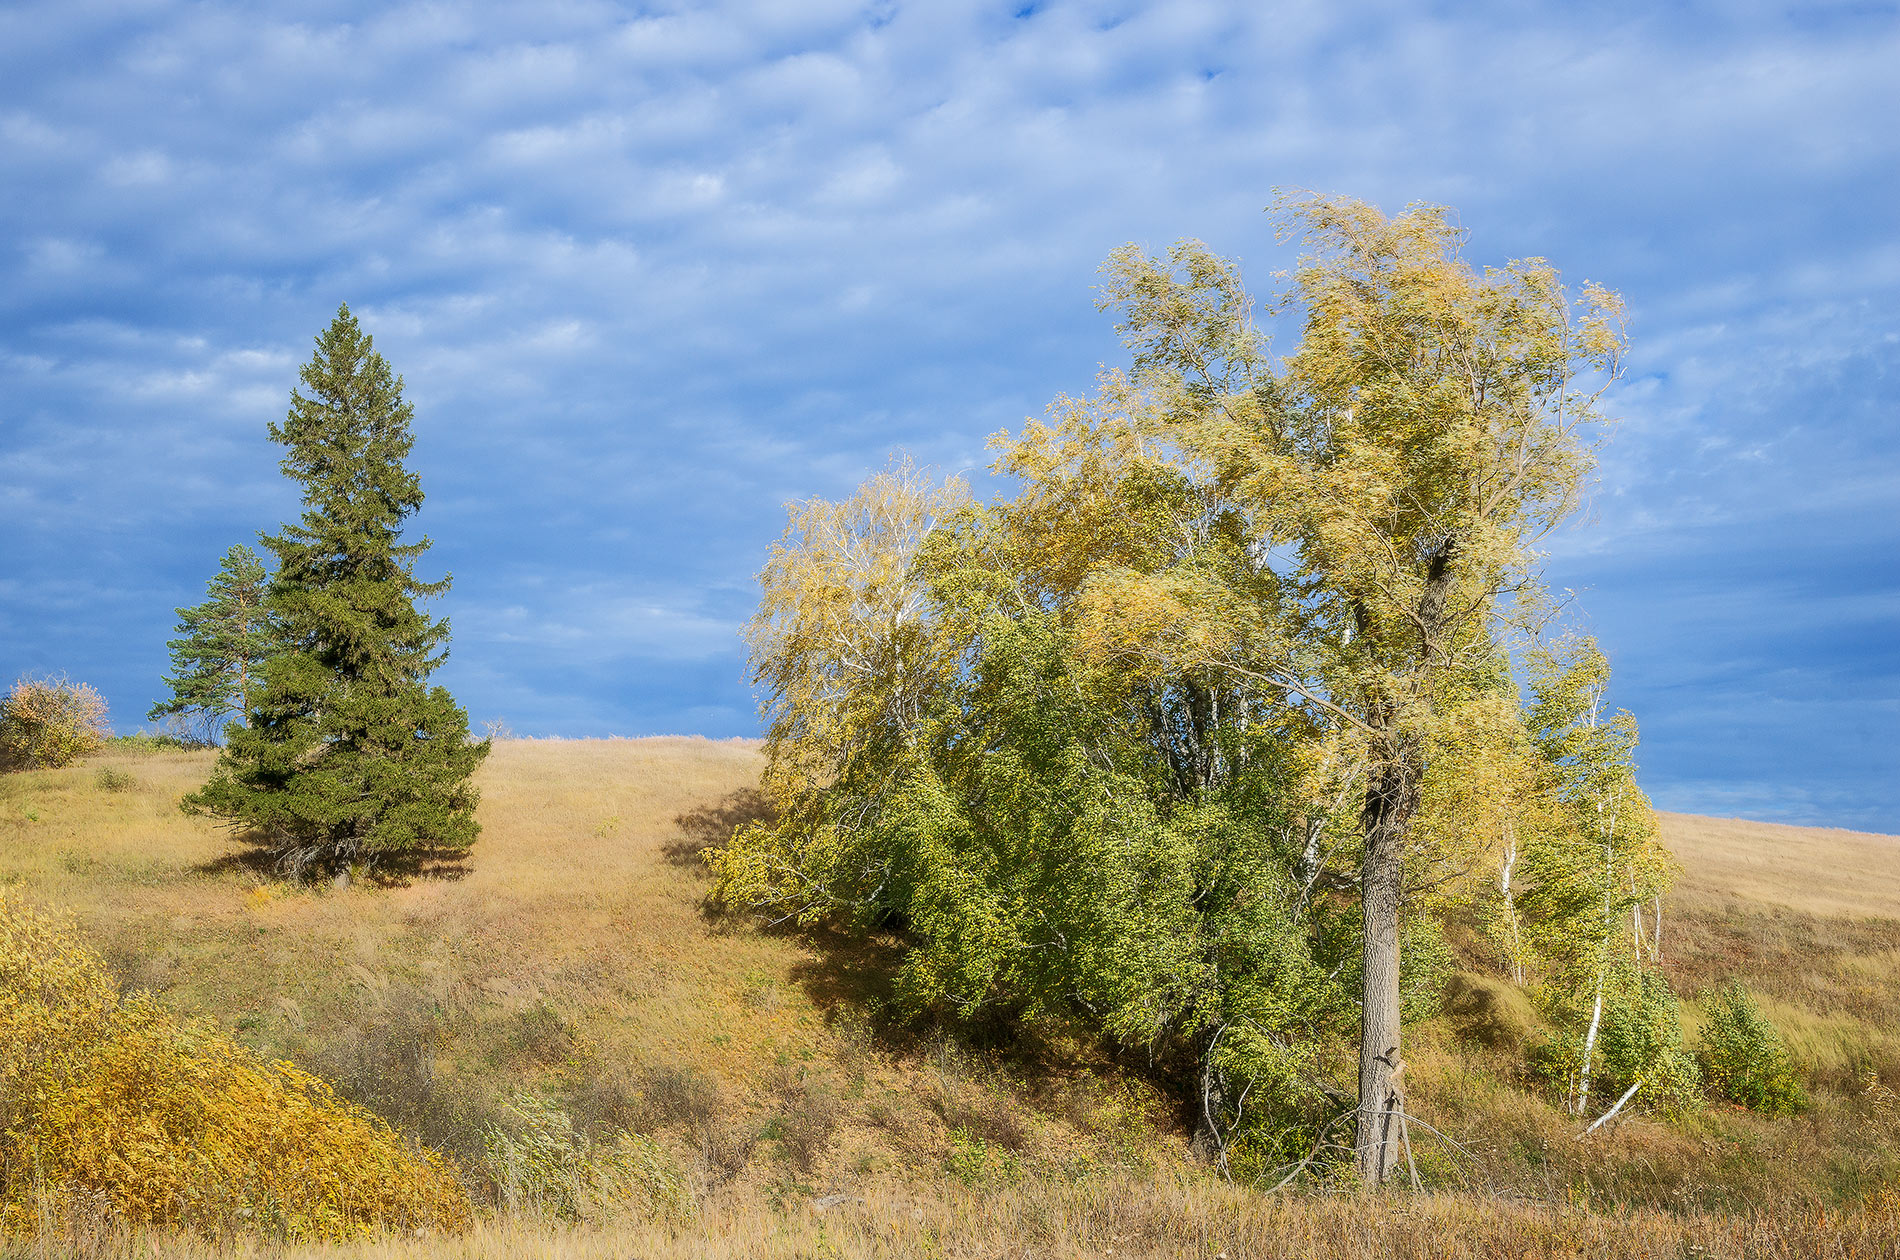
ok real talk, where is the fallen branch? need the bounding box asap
[1576,1080,1641,1139]
[1398,1107,1422,1191]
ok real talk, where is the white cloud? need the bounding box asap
[0,0,1894,821]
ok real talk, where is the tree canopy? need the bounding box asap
[713,196,1681,1186]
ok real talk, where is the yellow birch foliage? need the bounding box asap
[745,456,970,806]
[712,459,971,922]
[0,893,469,1240]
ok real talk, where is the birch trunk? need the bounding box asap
[1500,824,1523,985]
[1574,966,1604,1116]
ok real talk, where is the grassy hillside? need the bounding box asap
[1661,811,1900,918]
[1658,811,1900,1098]
[3,739,1898,1257]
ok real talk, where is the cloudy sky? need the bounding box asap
[3,0,1895,831]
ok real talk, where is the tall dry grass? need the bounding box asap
[1657,811,1900,920]
[6,1179,1899,1259]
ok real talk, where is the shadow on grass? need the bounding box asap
[786,923,906,1021]
[778,917,1101,1082]
[667,787,775,866]
[674,785,1122,1096]
[193,841,470,886]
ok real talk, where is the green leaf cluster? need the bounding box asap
[1698,981,1805,1116]
[715,457,1356,1161]
[1535,961,1701,1117]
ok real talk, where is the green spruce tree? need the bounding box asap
[184,306,489,878]
[149,543,273,742]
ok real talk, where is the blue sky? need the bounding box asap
[2,1,1895,832]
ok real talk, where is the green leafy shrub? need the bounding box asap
[1698,981,1806,1115]
[93,767,136,793]
[1400,916,1456,1024]
[108,728,208,755]
[1594,966,1701,1116]
[1536,963,1699,1119]
[0,675,111,770]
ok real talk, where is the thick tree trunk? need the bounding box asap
[1354,743,1416,1186]
[1353,539,1454,1187]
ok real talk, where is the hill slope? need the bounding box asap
[1660,811,1900,919]
[3,740,1898,1257]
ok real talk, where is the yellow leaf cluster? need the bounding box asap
[746,457,970,805]
[0,893,470,1240]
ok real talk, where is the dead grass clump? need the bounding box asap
[596,1063,753,1187]
[301,992,492,1162]
[765,1066,841,1175]
[928,1044,1029,1152]
[565,1063,639,1139]
[738,973,781,1011]
[631,1064,723,1134]
[826,1007,881,1084]
[480,1094,693,1224]
[506,1002,577,1066]
[694,1121,759,1188]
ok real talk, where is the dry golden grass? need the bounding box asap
[1657,811,1900,919]
[1,738,795,1077]
[1653,812,1900,1098]
[7,746,1900,1257]
[7,1180,1899,1260]
[0,739,1164,1199]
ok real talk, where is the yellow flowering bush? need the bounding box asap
[0,894,470,1240]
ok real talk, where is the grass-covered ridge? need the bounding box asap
[2,738,1898,1256]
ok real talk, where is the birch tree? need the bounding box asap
[1090,196,1626,1183]
[1517,637,1681,1117]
